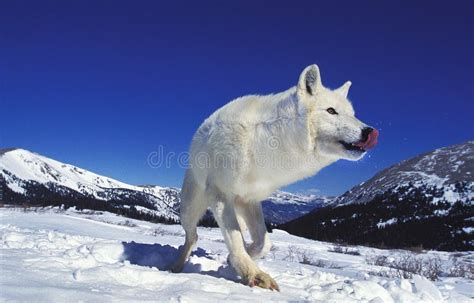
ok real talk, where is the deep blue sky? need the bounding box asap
[1,1,473,196]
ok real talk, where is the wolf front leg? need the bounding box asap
[234,199,272,259]
[211,198,279,291]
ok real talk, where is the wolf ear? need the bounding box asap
[297,64,323,96]
[335,81,352,98]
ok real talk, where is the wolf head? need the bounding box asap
[297,64,378,161]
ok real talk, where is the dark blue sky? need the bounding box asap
[1,1,473,196]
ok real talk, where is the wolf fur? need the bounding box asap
[171,64,376,291]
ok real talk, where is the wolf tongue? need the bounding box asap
[354,129,379,150]
[363,130,379,149]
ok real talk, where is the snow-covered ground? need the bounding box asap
[1,207,472,302]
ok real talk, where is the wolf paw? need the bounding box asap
[169,261,184,273]
[242,271,280,291]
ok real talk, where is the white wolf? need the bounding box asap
[171,64,378,290]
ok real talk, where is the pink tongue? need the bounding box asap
[355,129,379,150]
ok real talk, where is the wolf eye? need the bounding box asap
[327,107,338,115]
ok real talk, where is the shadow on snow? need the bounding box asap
[121,241,239,283]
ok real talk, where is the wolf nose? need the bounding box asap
[359,127,379,150]
[361,127,374,142]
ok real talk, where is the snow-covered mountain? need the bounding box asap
[0,148,181,221]
[262,191,333,224]
[334,141,474,206]
[0,148,327,224]
[280,141,474,251]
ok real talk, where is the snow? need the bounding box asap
[1,207,472,302]
[3,181,25,194]
[412,276,443,302]
[462,227,474,234]
[434,209,449,216]
[268,190,325,205]
[399,171,447,189]
[377,218,398,228]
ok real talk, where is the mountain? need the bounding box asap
[0,148,181,222]
[262,191,333,224]
[280,141,474,251]
[334,141,474,206]
[0,148,327,225]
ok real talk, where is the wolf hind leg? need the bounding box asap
[170,171,208,273]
